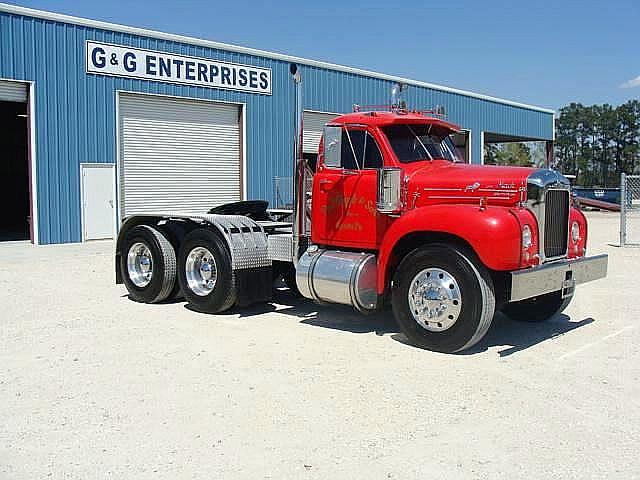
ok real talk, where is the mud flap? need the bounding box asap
[234,266,273,307]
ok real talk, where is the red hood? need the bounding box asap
[404,160,536,207]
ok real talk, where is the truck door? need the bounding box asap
[312,126,384,249]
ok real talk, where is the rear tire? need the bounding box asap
[501,291,572,322]
[177,229,236,313]
[391,244,495,353]
[120,225,177,304]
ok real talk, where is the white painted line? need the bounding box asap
[558,325,636,360]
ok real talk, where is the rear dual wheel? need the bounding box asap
[121,225,177,303]
[391,244,495,353]
[121,226,236,313]
[177,229,237,313]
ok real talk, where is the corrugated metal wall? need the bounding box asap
[302,64,553,163]
[0,10,553,244]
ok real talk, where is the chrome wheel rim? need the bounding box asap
[185,247,217,296]
[127,242,154,288]
[408,267,462,332]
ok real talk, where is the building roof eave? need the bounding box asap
[0,2,555,115]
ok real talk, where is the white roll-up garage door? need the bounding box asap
[119,94,241,218]
[303,111,339,154]
[0,80,27,103]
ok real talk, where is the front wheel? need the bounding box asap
[501,291,572,322]
[391,244,495,353]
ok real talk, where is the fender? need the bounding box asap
[115,213,270,283]
[377,204,529,293]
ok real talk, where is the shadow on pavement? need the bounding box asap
[465,313,595,357]
[123,293,186,305]
[300,309,398,336]
[269,290,595,356]
[125,286,595,356]
[268,291,398,336]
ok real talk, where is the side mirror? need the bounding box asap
[377,168,402,213]
[323,126,342,168]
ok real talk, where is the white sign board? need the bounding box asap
[86,41,272,95]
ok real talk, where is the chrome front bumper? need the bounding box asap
[509,254,608,302]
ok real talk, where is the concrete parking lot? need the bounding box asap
[1,212,638,479]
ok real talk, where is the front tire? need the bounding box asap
[120,225,177,304]
[391,244,495,353]
[177,229,237,313]
[501,291,572,322]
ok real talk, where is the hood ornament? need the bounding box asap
[465,182,481,191]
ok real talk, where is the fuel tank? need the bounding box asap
[296,247,377,312]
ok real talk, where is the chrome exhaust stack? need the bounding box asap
[290,63,307,266]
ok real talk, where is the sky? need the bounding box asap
[7,0,639,111]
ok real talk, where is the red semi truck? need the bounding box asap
[115,64,608,353]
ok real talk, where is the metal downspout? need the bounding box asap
[290,63,305,266]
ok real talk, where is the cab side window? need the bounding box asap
[340,129,383,170]
[363,133,383,169]
[341,130,364,170]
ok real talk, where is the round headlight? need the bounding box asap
[571,221,580,243]
[522,224,532,249]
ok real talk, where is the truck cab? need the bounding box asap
[294,107,607,352]
[311,111,462,249]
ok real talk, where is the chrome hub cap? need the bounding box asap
[127,242,154,288]
[408,268,462,332]
[185,247,217,296]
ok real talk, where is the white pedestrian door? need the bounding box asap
[82,165,115,240]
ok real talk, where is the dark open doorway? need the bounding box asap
[0,100,30,241]
[483,131,552,168]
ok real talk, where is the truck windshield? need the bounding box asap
[382,124,460,163]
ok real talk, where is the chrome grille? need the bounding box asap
[544,189,569,258]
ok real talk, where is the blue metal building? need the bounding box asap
[0,3,554,245]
